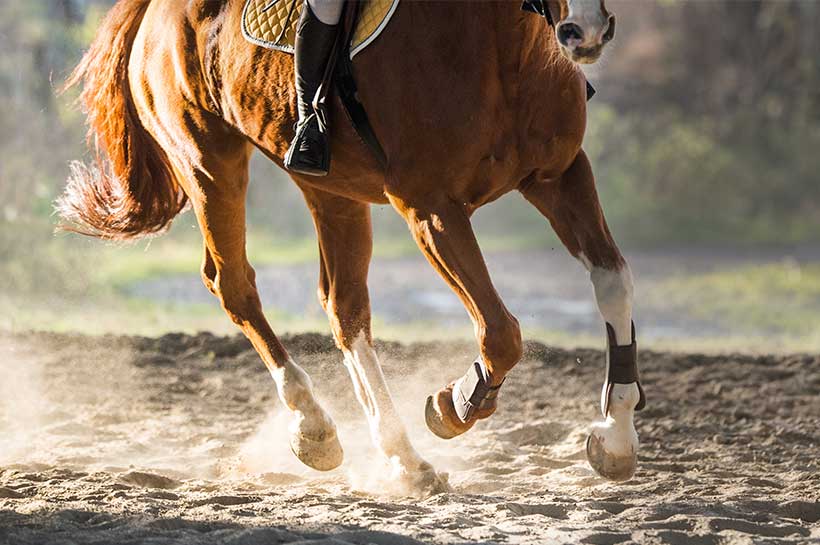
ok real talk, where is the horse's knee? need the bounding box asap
[480,313,523,377]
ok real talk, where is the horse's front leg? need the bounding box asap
[387,192,523,440]
[301,187,448,495]
[520,149,646,481]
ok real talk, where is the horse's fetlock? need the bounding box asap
[271,360,316,412]
[481,315,523,376]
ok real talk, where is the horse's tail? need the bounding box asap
[57,0,187,240]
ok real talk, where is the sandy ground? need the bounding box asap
[1,331,819,544]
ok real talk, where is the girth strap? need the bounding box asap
[453,358,504,423]
[604,322,646,415]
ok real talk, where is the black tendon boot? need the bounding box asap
[284,3,340,176]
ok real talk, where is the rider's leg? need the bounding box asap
[284,0,343,176]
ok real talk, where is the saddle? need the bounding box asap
[242,0,399,59]
[243,0,396,167]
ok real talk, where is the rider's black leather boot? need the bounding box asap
[284,3,339,176]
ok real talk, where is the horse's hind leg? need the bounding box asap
[302,187,448,494]
[177,128,343,472]
[520,149,645,482]
[387,191,523,440]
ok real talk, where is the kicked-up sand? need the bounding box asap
[1,331,818,544]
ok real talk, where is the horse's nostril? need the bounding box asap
[602,15,616,43]
[557,23,584,47]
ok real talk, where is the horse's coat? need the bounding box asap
[60,0,642,491]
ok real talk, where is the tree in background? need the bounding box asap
[589,0,820,244]
[0,1,99,222]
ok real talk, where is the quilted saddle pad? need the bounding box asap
[242,0,399,58]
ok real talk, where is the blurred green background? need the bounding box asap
[1,1,819,351]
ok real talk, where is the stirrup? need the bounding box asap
[284,114,330,176]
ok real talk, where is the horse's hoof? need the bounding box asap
[425,395,459,439]
[424,386,475,439]
[397,461,451,498]
[586,431,637,482]
[289,419,344,472]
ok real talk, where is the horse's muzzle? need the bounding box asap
[561,44,605,65]
[556,14,615,65]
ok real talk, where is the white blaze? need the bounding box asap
[566,0,609,41]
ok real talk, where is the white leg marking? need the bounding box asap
[269,358,344,471]
[588,263,638,418]
[585,260,638,411]
[579,255,641,479]
[589,263,634,345]
[343,332,426,475]
[270,360,332,435]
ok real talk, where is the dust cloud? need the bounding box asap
[0,341,48,465]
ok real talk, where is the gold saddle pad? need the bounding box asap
[242,0,399,58]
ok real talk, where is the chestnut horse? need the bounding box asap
[60,0,644,494]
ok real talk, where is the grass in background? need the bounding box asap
[93,232,320,289]
[644,260,820,353]
[5,216,820,354]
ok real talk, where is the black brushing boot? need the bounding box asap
[284,3,339,176]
